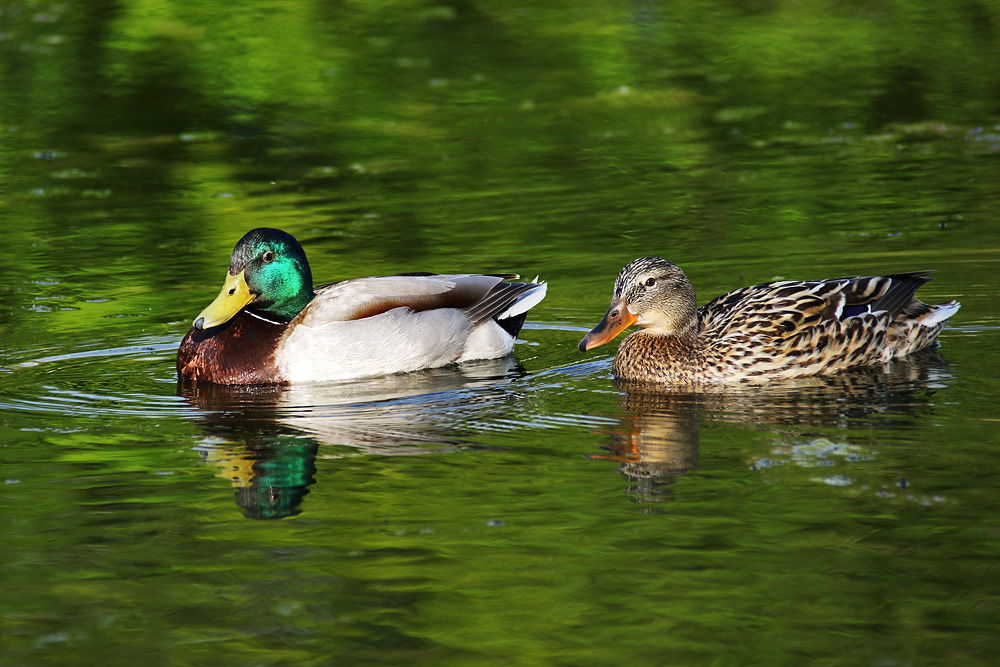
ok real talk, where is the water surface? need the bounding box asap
[2,1,1000,664]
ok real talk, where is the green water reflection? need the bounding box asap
[2,0,1000,665]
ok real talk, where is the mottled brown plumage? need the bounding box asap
[579,257,960,385]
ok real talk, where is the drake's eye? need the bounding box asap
[644,277,657,287]
[262,251,275,263]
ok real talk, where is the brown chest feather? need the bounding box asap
[176,311,286,384]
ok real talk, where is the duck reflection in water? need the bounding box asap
[191,412,319,521]
[596,382,702,505]
[179,357,523,519]
[597,349,954,506]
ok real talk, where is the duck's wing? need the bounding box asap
[695,272,956,377]
[834,271,934,319]
[698,272,937,334]
[298,274,518,325]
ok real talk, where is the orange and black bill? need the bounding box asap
[579,298,637,351]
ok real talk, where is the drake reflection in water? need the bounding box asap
[178,357,523,519]
[196,431,318,520]
[597,349,955,506]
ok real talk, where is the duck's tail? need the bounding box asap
[887,298,961,359]
[464,277,547,339]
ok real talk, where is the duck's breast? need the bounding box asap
[176,311,285,384]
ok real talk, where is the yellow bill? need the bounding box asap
[193,270,252,330]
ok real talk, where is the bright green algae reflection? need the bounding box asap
[2,0,1000,665]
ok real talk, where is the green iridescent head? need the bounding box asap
[193,228,315,330]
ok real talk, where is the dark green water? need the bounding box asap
[2,1,1000,664]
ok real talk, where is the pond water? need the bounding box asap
[2,1,1000,664]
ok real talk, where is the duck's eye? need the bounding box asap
[262,251,275,264]
[644,277,657,287]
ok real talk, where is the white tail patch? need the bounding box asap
[496,282,547,320]
[921,300,961,327]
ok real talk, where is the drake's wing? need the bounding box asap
[297,274,509,325]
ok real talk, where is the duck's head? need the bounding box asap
[193,228,315,330]
[579,257,697,351]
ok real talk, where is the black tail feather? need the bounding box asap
[494,312,528,338]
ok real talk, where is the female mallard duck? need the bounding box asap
[579,257,960,384]
[177,228,547,384]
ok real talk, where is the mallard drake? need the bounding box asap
[177,228,547,384]
[579,257,960,384]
